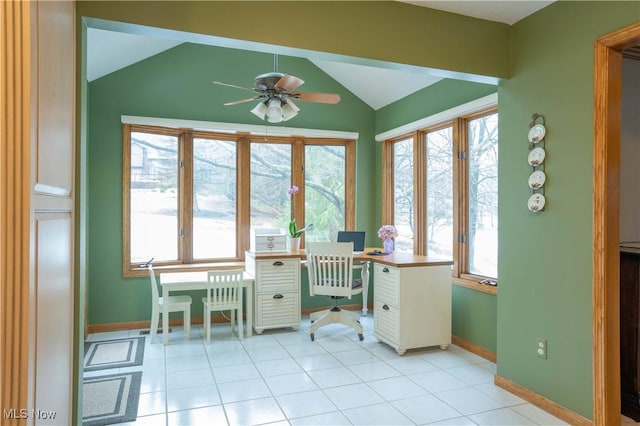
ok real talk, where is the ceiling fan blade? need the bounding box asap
[224,96,263,106]
[293,92,341,104]
[274,74,305,92]
[213,80,260,93]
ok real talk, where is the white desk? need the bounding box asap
[159,271,255,345]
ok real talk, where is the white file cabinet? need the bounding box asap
[373,262,451,355]
[245,253,301,334]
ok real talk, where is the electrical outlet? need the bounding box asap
[536,338,547,359]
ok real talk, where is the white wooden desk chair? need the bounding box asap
[203,270,244,343]
[306,242,364,342]
[148,265,192,343]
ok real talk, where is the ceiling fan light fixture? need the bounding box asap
[250,101,268,119]
[281,99,299,121]
[266,98,284,123]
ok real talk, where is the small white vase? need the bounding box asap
[289,237,301,251]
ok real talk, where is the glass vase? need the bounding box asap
[383,237,394,254]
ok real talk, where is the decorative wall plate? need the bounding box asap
[528,124,546,143]
[528,193,546,212]
[528,170,546,189]
[528,147,546,166]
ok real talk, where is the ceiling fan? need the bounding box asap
[213,55,341,123]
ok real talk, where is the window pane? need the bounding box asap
[304,145,346,242]
[130,132,179,263]
[426,127,453,259]
[250,143,291,233]
[193,138,237,259]
[393,138,414,253]
[468,113,498,277]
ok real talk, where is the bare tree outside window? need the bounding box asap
[124,125,354,272]
[250,142,292,231]
[381,107,498,284]
[304,145,346,242]
[393,138,414,253]
[193,138,237,259]
[426,127,453,259]
[130,132,179,263]
[467,113,498,277]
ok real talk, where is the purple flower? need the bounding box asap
[287,185,299,196]
[377,225,398,240]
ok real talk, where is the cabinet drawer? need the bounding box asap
[256,259,299,293]
[374,300,399,343]
[255,292,300,327]
[374,264,399,306]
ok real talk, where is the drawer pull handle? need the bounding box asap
[382,304,390,310]
[382,267,390,273]
[273,294,284,299]
[273,261,284,266]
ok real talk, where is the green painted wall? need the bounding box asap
[451,286,497,352]
[87,43,376,324]
[375,79,497,135]
[78,1,510,81]
[498,1,639,419]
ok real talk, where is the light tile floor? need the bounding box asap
[85,314,570,426]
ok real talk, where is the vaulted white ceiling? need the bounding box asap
[86,1,553,110]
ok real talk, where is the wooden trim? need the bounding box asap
[381,140,395,225]
[453,117,468,276]
[292,138,305,244]
[122,124,132,276]
[237,137,251,258]
[345,140,356,231]
[593,22,640,426]
[451,335,496,362]
[1,0,32,416]
[414,131,427,255]
[495,375,592,426]
[180,131,193,262]
[452,277,498,295]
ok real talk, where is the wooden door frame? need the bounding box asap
[0,0,32,415]
[593,22,640,426]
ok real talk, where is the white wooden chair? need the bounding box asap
[306,242,364,342]
[148,265,192,343]
[203,270,244,343]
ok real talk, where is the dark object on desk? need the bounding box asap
[337,230,366,252]
[367,250,388,256]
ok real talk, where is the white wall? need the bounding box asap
[620,57,640,242]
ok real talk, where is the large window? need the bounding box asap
[466,113,498,278]
[382,107,498,290]
[392,137,414,253]
[304,143,350,243]
[249,141,292,231]
[426,126,454,260]
[123,125,355,275]
[193,137,237,260]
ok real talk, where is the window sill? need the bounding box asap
[452,277,498,295]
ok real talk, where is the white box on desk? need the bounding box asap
[251,228,287,252]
